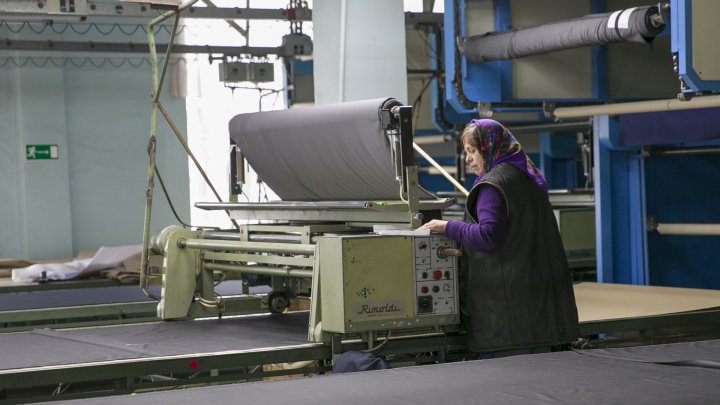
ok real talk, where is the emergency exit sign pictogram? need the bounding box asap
[26,145,58,160]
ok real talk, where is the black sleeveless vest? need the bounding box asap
[461,163,579,353]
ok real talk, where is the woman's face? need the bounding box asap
[464,140,485,177]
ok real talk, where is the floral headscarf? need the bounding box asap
[466,119,548,194]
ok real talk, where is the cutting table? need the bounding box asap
[47,339,720,405]
[1,282,719,403]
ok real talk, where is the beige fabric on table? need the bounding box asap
[101,254,162,284]
[11,245,142,283]
[0,260,33,277]
[0,257,78,278]
[0,252,160,284]
[574,282,720,322]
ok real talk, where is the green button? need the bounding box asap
[432,286,440,293]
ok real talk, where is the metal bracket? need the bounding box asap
[477,102,493,118]
[646,216,658,232]
[543,101,557,120]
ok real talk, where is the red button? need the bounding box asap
[421,286,429,294]
[433,270,443,280]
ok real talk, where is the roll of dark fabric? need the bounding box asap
[229,98,434,201]
[461,5,665,63]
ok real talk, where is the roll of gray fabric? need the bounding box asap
[229,98,428,201]
[461,5,665,63]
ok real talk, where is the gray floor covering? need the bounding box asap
[0,311,310,370]
[48,339,720,405]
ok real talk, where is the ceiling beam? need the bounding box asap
[0,1,311,21]
[0,1,442,26]
[0,38,284,56]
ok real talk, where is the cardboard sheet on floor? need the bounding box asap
[574,282,720,322]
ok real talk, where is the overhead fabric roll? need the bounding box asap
[460,5,665,63]
[229,98,432,201]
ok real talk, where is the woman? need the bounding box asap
[419,119,579,357]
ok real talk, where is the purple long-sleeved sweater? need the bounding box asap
[445,184,508,252]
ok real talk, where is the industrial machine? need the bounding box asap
[149,98,461,345]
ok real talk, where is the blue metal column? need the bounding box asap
[444,0,502,113]
[539,132,578,189]
[593,115,648,284]
[494,0,512,100]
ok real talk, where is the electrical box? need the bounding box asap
[318,234,459,334]
[282,33,313,57]
[672,0,720,96]
[554,207,596,259]
[47,0,88,14]
[219,62,274,83]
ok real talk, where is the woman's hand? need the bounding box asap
[417,219,448,234]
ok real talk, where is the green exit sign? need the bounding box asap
[26,144,59,160]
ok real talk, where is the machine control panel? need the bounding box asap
[317,234,460,335]
[413,235,458,316]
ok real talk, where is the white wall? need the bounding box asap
[182,7,292,229]
[0,24,189,259]
[313,0,408,105]
[0,63,74,259]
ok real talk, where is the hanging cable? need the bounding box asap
[362,330,393,353]
[154,164,219,230]
[156,100,242,231]
[0,20,186,36]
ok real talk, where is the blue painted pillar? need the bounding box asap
[494,0,512,100]
[593,115,648,284]
[539,132,578,189]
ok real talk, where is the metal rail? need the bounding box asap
[0,2,312,21]
[413,142,469,197]
[204,263,313,278]
[0,39,284,56]
[554,95,720,118]
[183,239,315,255]
[655,223,720,236]
[643,146,720,157]
[0,2,441,25]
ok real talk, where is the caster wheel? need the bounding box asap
[268,292,290,314]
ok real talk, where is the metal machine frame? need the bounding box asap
[149,101,461,349]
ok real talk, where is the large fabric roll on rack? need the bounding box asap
[460,5,666,63]
[229,98,432,202]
